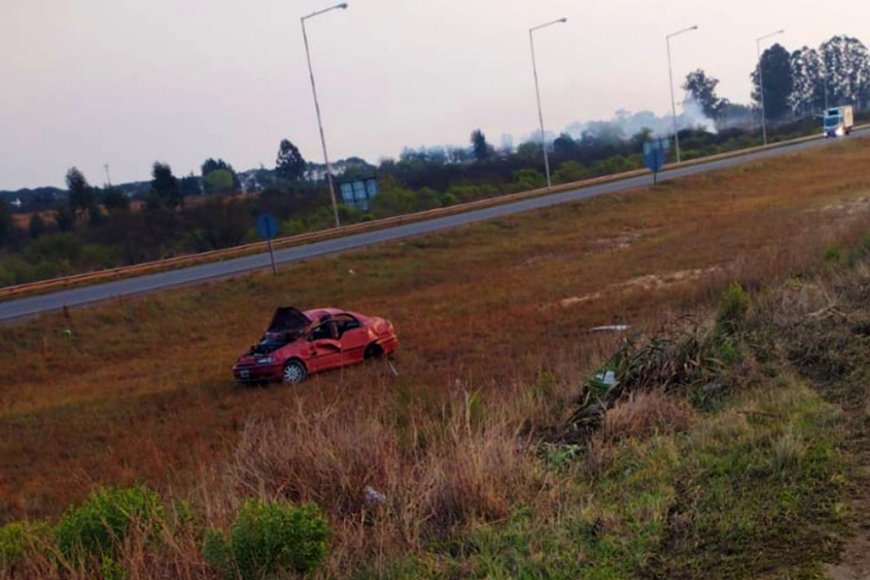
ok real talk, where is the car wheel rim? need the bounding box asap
[283,364,302,383]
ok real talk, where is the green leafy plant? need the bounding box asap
[715,282,750,335]
[54,486,165,563]
[823,242,843,263]
[203,500,329,579]
[0,521,49,569]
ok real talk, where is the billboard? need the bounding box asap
[339,177,380,211]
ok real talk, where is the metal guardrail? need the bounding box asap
[0,128,858,301]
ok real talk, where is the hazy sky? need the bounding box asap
[2,0,867,190]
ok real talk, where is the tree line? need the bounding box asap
[685,35,870,125]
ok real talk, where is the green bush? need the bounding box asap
[512,169,546,191]
[204,500,329,579]
[553,160,589,184]
[55,486,165,563]
[849,232,870,265]
[823,242,843,263]
[715,282,750,335]
[1,521,49,568]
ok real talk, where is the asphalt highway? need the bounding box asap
[2,131,866,322]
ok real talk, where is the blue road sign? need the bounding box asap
[643,138,670,174]
[256,213,278,240]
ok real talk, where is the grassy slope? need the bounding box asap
[400,381,846,579]
[0,139,868,576]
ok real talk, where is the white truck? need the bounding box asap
[823,105,854,137]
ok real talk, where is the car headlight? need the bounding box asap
[256,356,275,365]
[836,127,845,137]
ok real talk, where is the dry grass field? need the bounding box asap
[1,138,869,576]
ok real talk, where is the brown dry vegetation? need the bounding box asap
[1,139,869,576]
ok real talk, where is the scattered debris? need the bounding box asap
[590,325,631,333]
[594,370,618,387]
[363,485,387,508]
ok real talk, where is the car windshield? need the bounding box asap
[824,117,840,127]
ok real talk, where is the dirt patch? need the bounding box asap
[589,231,647,252]
[559,266,722,308]
[521,231,648,268]
[818,196,870,216]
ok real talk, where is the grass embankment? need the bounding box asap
[0,139,868,577]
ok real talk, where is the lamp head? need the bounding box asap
[338,2,348,8]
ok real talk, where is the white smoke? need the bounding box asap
[680,97,718,134]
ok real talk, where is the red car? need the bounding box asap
[232,307,398,384]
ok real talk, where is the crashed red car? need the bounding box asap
[232,307,398,384]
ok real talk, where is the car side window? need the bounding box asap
[333,314,361,337]
[308,320,339,341]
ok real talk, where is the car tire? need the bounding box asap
[282,359,307,384]
[364,343,384,360]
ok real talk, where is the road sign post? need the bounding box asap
[256,214,279,276]
[644,138,671,185]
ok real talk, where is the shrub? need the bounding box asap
[0,521,49,569]
[204,500,329,579]
[823,242,843,263]
[715,282,750,335]
[55,486,165,563]
[567,321,737,438]
[848,231,870,264]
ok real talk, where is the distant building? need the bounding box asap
[10,198,22,208]
[338,177,380,211]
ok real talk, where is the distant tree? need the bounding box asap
[88,205,108,227]
[102,187,130,212]
[55,205,75,232]
[0,200,14,245]
[180,174,202,197]
[820,36,870,107]
[275,139,307,181]
[203,169,235,194]
[187,197,250,251]
[789,47,825,116]
[28,214,46,238]
[150,162,183,209]
[552,133,580,159]
[445,147,472,164]
[752,43,794,121]
[201,158,240,193]
[516,141,541,160]
[683,69,725,119]
[66,167,94,212]
[470,129,493,162]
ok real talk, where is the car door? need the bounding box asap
[304,322,344,373]
[334,313,367,364]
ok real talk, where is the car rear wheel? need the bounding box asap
[364,343,384,360]
[282,360,307,384]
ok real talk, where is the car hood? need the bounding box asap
[268,307,311,334]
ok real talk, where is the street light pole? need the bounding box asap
[529,17,567,189]
[301,2,348,229]
[756,29,785,146]
[666,25,698,164]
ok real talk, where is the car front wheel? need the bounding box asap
[282,360,307,384]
